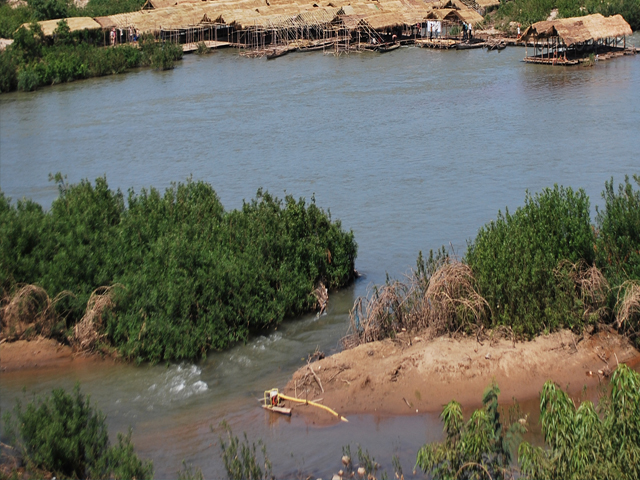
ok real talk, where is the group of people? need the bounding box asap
[109,26,140,46]
[461,22,473,41]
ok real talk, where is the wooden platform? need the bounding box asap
[182,40,231,52]
[416,38,458,49]
[262,405,292,416]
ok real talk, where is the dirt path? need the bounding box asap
[283,329,639,424]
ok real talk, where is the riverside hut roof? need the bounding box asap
[23,16,102,36]
[443,8,483,26]
[474,0,499,9]
[48,0,449,33]
[520,13,631,46]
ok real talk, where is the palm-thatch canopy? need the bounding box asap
[474,0,499,9]
[520,13,632,46]
[94,0,446,31]
[22,17,102,36]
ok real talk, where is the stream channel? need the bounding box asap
[1,34,639,478]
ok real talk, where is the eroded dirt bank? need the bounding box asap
[283,329,640,423]
[0,337,110,372]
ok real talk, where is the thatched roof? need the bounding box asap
[475,0,499,9]
[520,13,632,46]
[23,16,102,36]
[44,0,457,33]
[441,8,483,26]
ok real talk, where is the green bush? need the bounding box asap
[596,175,640,287]
[0,176,357,362]
[518,364,640,479]
[415,383,525,480]
[2,384,153,479]
[17,63,40,91]
[493,0,640,30]
[219,421,272,480]
[465,185,595,336]
[0,49,18,93]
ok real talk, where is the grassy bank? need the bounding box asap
[346,175,640,348]
[490,0,640,32]
[0,175,357,363]
[0,20,182,93]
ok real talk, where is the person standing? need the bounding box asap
[468,22,473,41]
[110,27,116,46]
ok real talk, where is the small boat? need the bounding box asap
[456,41,486,50]
[376,43,401,53]
[266,47,291,60]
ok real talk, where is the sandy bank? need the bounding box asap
[0,337,110,372]
[282,329,639,423]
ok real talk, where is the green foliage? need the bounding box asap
[2,384,153,479]
[138,35,183,70]
[465,185,595,337]
[0,176,357,362]
[178,460,205,480]
[219,421,272,480]
[0,49,18,92]
[71,0,146,17]
[0,2,32,39]
[195,41,210,54]
[493,0,640,30]
[27,0,69,21]
[518,364,640,479]
[415,383,525,480]
[596,175,640,287]
[0,26,184,93]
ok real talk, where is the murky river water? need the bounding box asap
[1,35,639,478]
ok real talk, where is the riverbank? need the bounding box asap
[282,329,640,424]
[0,337,115,372]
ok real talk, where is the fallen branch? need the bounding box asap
[308,364,324,393]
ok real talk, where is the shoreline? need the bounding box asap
[281,329,640,424]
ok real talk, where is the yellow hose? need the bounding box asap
[278,393,348,422]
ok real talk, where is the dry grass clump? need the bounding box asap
[423,261,489,335]
[72,285,122,353]
[0,285,70,341]
[615,281,640,334]
[344,258,488,349]
[558,260,610,321]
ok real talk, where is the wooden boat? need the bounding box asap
[456,41,486,50]
[298,41,334,52]
[376,43,401,53]
[266,47,291,60]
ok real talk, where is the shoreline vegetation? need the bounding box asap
[0,0,639,93]
[3,366,637,479]
[343,176,640,351]
[0,175,357,363]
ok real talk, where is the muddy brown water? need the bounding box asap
[1,35,639,478]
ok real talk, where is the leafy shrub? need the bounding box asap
[2,384,153,479]
[0,50,18,93]
[465,185,595,336]
[596,175,640,287]
[518,364,640,479]
[0,176,357,362]
[219,422,272,480]
[415,383,525,480]
[17,63,40,91]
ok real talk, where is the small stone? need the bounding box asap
[357,467,366,477]
[342,456,351,466]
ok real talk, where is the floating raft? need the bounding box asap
[182,40,231,52]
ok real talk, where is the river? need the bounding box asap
[1,36,639,478]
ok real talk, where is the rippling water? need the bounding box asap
[1,37,639,478]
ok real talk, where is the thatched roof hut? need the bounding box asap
[520,13,631,46]
[22,17,102,36]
